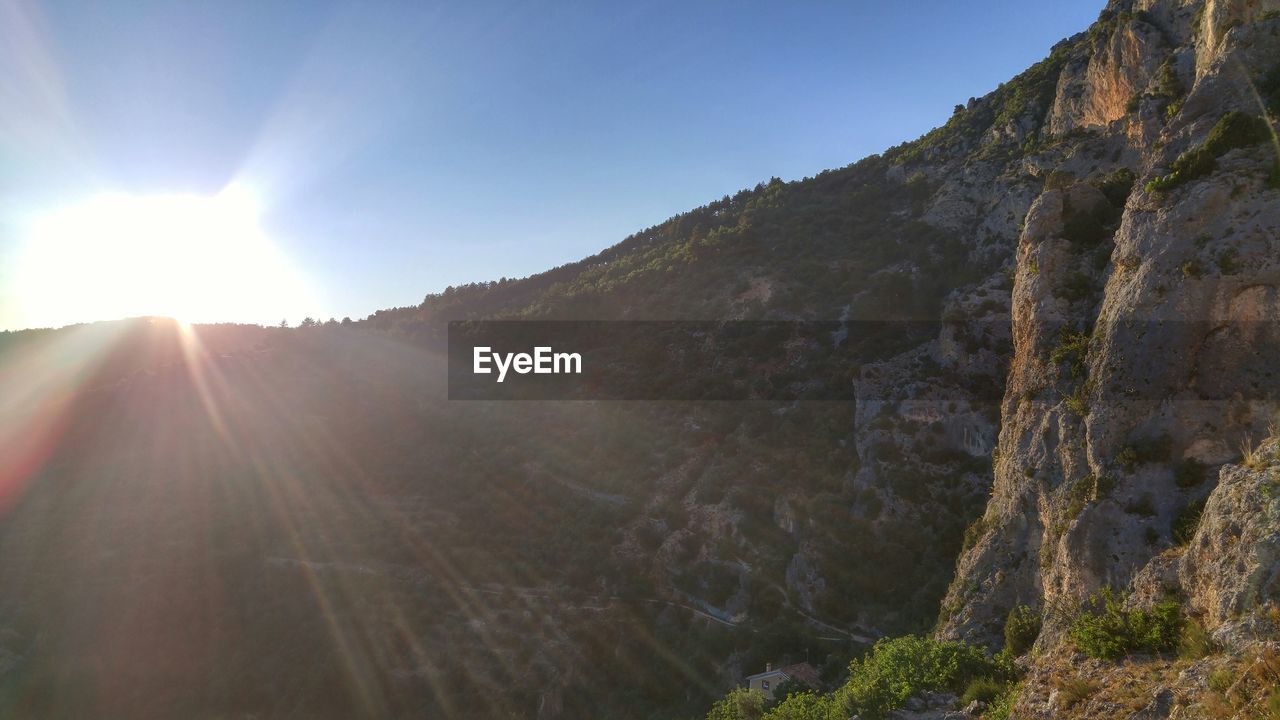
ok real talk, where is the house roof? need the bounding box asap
[744,662,820,687]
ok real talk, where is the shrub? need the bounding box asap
[1065,383,1091,417]
[1178,617,1216,659]
[1174,458,1207,488]
[1068,588,1183,660]
[1057,676,1097,708]
[1004,605,1042,657]
[1064,475,1097,522]
[1207,668,1234,693]
[1145,112,1273,193]
[983,685,1019,720]
[1158,58,1184,99]
[762,692,840,720]
[1050,330,1091,378]
[1120,434,1173,471]
[1092,167,1137,207]
[708,688,767,720]
[1126,494,1157,517]
[963,515,992,551]
[1202,111,1274,156]
[960,677,1007,706]
[1172,497,1207,545]
[842,636,1014,719]
[1217,247,1239,274]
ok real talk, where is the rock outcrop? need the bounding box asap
[939,0,1280,656]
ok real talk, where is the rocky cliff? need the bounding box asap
[932,0,1280,714]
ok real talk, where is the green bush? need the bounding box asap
[762,692,841,720]
[1202,111,1274,156]
[1004,605,1042,656]
[1158,58,1184,99]
[1068,588,1183,660]
[960,676,1007,706]
[1145,112,1273,193]
[1092,167,1137,207]
[983,685,1020,720]
[708,688,767,720]
[1172,497,1207,545]
[1064,475,1098,522]
[705,635,1021,720]
[842,636,1013,719]
[1050,330,1091,378]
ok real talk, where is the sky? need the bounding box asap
[0,0,1103,330]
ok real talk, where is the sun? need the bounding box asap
[14,184,314,328]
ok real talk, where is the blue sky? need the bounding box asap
[0,0,1102,329]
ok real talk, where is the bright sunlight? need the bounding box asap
[14,185,313,328]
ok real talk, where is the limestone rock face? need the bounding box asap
[1177,443,1280,636]
[1048,16,1167,135]
[938,0,1280,649]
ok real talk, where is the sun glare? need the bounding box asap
[15,185,314,328]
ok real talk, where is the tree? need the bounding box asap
[707,688,767,720]
[763,692,841,720]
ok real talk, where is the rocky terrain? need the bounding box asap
[2,0,1279,718]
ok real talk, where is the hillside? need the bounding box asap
[1,0,1279,718]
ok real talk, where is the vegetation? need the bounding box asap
[1145,112,1274,194]
[960,676,1008,706]
[1092,167,1138,207]
[1004,605,1042,657]
[1057,676,1098,708]
[1050,330,1091,378]
[1172,497,1208,545]
[983,684,1020,720]
[707,689,769,720]
[1068,589,1183,660]
[885,35,1080,165]
[1175,458,1207,488]
[1179,617,1217,659]
[703,636,1017,720]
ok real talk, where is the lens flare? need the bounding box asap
[14,184,315,328]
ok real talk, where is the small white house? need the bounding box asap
[744,662,820,700]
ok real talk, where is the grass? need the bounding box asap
[1179,617,1216,659]
[960,677,1008,706]
[1172,498,1207,546]
[1057,676,1098,708]
[1208,669,1234,693]
[1240,434,1275,470]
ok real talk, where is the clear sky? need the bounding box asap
[0,0,1103,330]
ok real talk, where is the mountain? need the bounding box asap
[1,0,1279,718]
